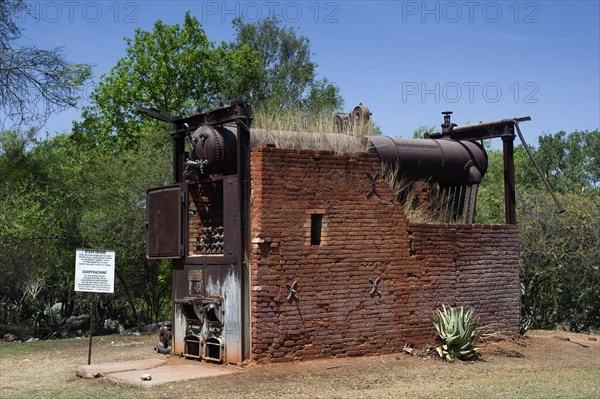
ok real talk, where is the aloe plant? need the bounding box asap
[432,305,481,362]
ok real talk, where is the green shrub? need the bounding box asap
[432,304,481,362]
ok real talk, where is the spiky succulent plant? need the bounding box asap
[432,305,481,362]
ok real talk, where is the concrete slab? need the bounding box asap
[77,359,166,378]
[77,357,239,387]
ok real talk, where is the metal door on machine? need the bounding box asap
[146,185,186,259]
[172,263,243,363]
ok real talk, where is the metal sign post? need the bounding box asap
[87,293,95,365]
[74,249,115,365]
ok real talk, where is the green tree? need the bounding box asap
[474,147,504,224]
[0,0,92,130]
[0,130,75,327]
[0,124,174,331]
[519,191,600,332]
[79,12,260,149]
[231,16,343,113]
[70,126,173,324]
[474,130,600,331]
[79,13,344,149]
[536,130,600,192]
[585,130,600,186]
[301,78,343,114]
[411,126,436,139]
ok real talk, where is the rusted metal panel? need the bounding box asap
[236,122,252,361]
[172,302,187,355]
[146,185,185,259]
[171,262,188,356]
[171,262,242,363]
[170,135,247,364]
[223,176,240,260]
[205,264,243,363]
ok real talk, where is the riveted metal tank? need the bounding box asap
[368,136,487,186]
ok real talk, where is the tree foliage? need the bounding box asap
[0,127,173,330]
[79,14,343,149]
[1,129,80,328]
[0,0,92,130]
[476,130,600,332]
[232,16,343,113]
[78,12,260,148]
[536,130,600,191]
[519,191,599,332]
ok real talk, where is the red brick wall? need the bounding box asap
[249,147,520,362]
[406,223,520,330]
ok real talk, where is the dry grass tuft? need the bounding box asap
[381,164,456,224]
[250,108,377,154]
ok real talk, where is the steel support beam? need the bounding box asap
[502,127,517,224]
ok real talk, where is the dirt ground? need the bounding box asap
[0,330,598,399]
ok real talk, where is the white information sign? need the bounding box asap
[75,249,115,293]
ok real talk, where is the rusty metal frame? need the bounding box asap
[141,101,252,363]
[427,116,525,224]
[502,126,517,224]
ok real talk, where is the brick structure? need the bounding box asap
[249,147,520,362]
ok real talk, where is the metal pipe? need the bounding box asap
[467,184,479,224]
[452,116,531,134]
[514,123,565,214]
[190,128,488,188]
[462,185,472,224]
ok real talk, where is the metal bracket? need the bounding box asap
[286,281,299,302]
[369,277,381,297]
[184,159,208,182]
[366,172,381,199]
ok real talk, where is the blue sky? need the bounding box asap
[16,0,600,146]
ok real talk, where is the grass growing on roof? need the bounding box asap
[251,107,378,154]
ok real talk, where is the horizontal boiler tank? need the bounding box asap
[368,136,487,186]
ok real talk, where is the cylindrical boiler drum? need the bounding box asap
[368,136,487,186]
[189,125,238,175]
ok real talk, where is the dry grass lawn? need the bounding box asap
[0,330,598,399]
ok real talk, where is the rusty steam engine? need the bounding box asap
[142,101,560,363]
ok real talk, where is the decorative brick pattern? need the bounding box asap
[249,147,520,363]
